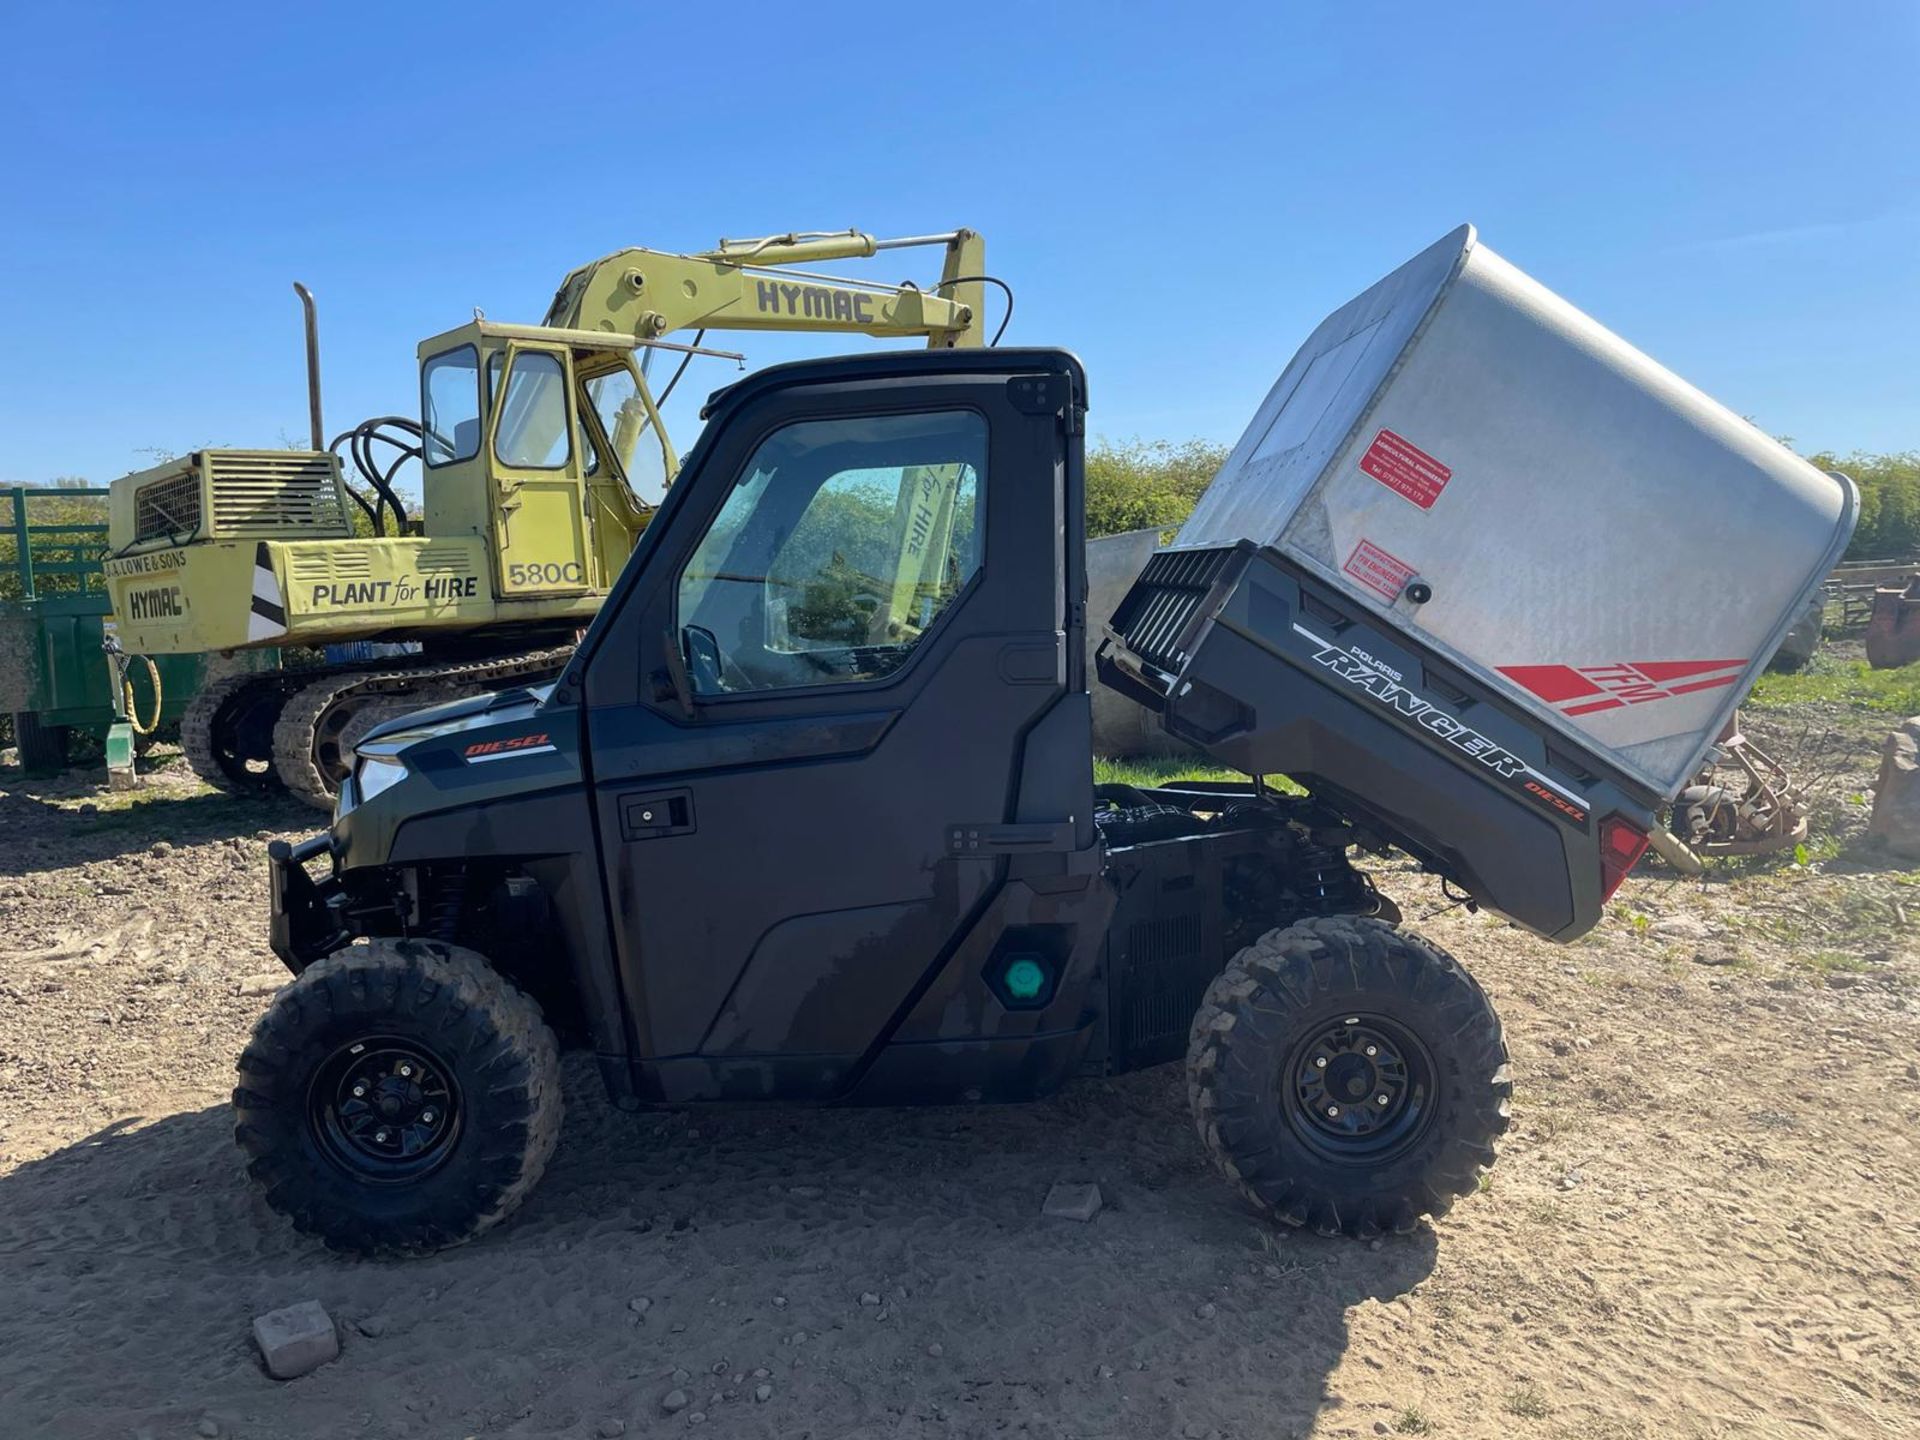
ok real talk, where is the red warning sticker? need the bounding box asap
[1360,429,1452,510]
[1342,538,1417,603]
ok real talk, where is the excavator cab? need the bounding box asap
[415,321,676,600]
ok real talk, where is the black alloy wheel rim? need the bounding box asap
[308,1036,462,1182]
[1282,1013,1435,1163]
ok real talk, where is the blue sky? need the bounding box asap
[2,2,1915,488]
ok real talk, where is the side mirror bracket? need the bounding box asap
[654,629,697,719]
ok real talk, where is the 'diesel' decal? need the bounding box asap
[464,733,555,763]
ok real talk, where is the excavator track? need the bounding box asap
[180,673,255,791]
[271,647,575,811]
[181,670,305,794]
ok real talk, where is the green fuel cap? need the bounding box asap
[1002,956,1048,1003]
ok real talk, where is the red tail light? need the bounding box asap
[1598,816,1650,901]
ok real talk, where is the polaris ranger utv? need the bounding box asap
[240,227,1855,1253]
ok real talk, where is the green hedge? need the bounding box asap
[1086,438,1227,540]
[1810,451,1920,562]
[1,485,107,603]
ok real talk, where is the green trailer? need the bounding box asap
[1,484,273,771]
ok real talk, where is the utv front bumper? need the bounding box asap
[267,833,347,972]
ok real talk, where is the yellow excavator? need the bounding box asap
[101,230,993,806]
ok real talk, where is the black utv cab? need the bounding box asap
[243,348,1627,1253]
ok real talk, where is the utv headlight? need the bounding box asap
[355,753,409,803]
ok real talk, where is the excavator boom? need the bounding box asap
[544,228,988,347]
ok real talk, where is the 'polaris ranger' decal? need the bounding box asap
[1499,660,1747,717]
[463,732,555,763]
[1294,624,1591,825]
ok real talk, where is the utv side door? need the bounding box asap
[577,350,1098,1103]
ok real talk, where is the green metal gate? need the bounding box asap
[1,484,271,765]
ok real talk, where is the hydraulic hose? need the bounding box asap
[328,417,423,537]
[103,637,163,736]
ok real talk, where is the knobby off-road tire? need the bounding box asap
[233,940,563,1255]
[1187,916,1509,1238]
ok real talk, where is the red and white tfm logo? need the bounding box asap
[1498,659,1749,718]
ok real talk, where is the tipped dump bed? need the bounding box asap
[1172,224,1857,799]
[1103,227,1858,940]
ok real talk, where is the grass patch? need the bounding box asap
[1748,653,1920,715]
[1093,756,1241,788]
[1524,1198,1568,1226]
[1393,1407,1434,1435]
[1503,1384,1551,1419]
[1792,950,1873,977]
[1801,830,1847,864]
[1093,755,1306,795]
[1565,1420,1645,1440]
[1708,828,1846,878]
[30,776,215,814]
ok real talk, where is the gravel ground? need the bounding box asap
[0,712,1916,1440]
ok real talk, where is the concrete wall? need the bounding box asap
[1085,527,1188,758]
[0,614,38,713]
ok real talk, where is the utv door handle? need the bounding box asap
[620,788,695,841]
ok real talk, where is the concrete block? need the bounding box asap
[1869,717,1920,859]
[1042,1181,1104,1222]
[1086,527,1191,759]
[253,1300,339,1380]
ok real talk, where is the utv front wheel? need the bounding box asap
[233,940,562,1254]
[1187,916,1508,1238]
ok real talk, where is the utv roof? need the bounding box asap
[699,346,1088,421]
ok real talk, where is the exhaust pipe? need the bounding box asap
[292,282,324,451]
[1645,822,1705,877]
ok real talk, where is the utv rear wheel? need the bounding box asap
[1187,916,1508,1238]
[233,939,562,1254]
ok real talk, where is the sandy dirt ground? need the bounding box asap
[1,710,1917,1440]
